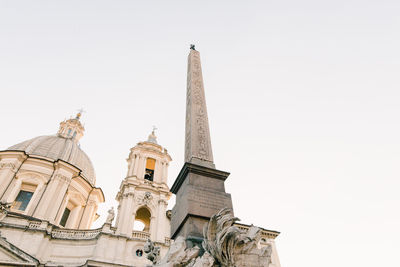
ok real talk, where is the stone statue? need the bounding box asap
[0,202,11,222]
[144,239,161,265]
[202,208,272,267]
[105,207,115,224]
[152,236,200,266]
[148,208,272,267]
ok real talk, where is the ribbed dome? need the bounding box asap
[8,135,96,185]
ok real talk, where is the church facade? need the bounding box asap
[0,49,281,267]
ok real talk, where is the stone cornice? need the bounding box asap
[0,234,39,264]
[1,151,95,186]
[170,162,230,194]
[235,222,280,239]
[0,150,28,161]
[122,176,170,193]
[89,187,105,202]
[129,145,172,161]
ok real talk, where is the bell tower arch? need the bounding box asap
[114,130,172,243]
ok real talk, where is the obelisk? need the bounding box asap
[170,46,233,245]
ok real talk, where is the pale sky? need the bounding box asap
[1,1,399,266]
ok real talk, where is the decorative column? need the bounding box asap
[127,157,134,177]
[3,178,22,204]
[160,162,166,183]
[79,199,97,229]
[163,162,169,184]
[115,193,129,235]
[131,211,136,231]
[126,153,137,177]
[66,205,82,228]
[138,156,147,180]
[154,160,162,183]
[115,185,135,236]
[115,203,122,229]
[33,172,70,220]
[25,182,45,216]
[156,199,168,242]
[122,192,135,235]
[55,195,69,224]
[133,155,140,177]
[45,174,70,223]
[150,216,156,240]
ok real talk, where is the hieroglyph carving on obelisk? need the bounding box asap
[184,49,214,168]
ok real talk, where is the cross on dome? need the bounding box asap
[76,108,85,120]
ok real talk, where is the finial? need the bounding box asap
[147,126,158,144]
[190,44,196,50]
[152,125,158,135]
[76,108,85,119]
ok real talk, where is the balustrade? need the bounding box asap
[51,228,101,240]
[131,230,150,240]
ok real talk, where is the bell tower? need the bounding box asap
[114,130,172,243]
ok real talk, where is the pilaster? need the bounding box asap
[154,160,162,183]
[156,199,168,242]
[133,155,140,177]
[79,199,97,229]
[36,173,70,222]
[0,161,19,198]
[66,204,82,228]
[115,185,135,236]
[3,178,22,204]
[122,192,135,235]
[137,156,146,180]
[150,216,156,240]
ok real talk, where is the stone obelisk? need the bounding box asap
[171,46,233,244]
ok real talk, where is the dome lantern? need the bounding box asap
[57,112,85,143]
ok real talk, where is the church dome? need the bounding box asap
[7,112,96,185]
[8,135,96,185]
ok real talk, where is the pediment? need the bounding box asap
[0,235,38,266]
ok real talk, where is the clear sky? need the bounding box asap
[1,1,399,266]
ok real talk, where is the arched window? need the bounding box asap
[144,158,155,181]
[133,207,151,232]
[59,201,79,228]
[60,207,71,227]
[12,183,37,211]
